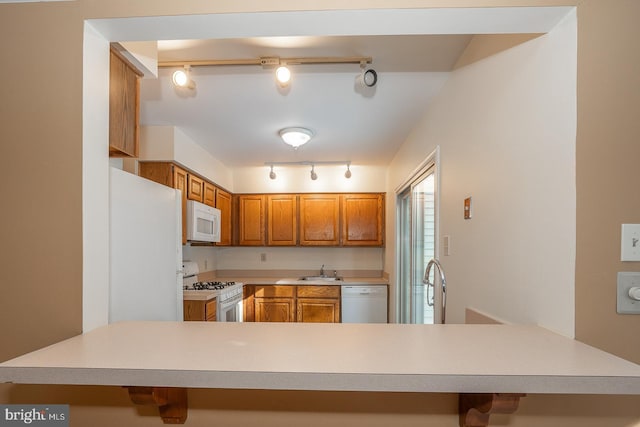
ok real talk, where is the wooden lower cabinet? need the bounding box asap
[297,298,340,323]
[255,297,296,322]
[245,285,340,323]
[183,298,217,321]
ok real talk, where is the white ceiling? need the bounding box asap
[140,35,470,167]
[122,7,574,168]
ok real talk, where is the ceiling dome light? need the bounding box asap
[275,65,291,86]
[310,165,318,181]
[345,164,352,179]
[269,165,276,180]
[279,127,313,148]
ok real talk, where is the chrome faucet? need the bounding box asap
[320,264,325,277]
[424,258,447,324]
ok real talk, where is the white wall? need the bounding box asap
[138,125,234,191]
[215,246,384,273]
[82,23,111,332]
[232,164,387,194]
[387,11,576,336]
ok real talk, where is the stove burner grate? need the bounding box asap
[185,281,236,291]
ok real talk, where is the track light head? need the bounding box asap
[310,165,318,181]
[269,165,276,180]
[345,164,352,179]
[361,68,377,87]
[172,66,195,89]
[276,64,291,86]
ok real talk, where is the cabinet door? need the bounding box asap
[215,188,232,246]
[205,299,217,321]
[255,297,295,322]
[238,195,266,246]
[183,299,217,321]
[299,194,340,246]
[267,195,297,246]
[342,194,384,246]
[296,298,340,323]
[187,174,204,202]
[109,48,141,158]
[203,181,216,207]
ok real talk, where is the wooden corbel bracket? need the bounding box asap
[126,386,188,424]
[459,393,526,427]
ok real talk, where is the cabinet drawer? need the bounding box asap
[253,285,295,298]
[296,285,340,298]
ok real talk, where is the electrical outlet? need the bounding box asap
[204,260,208,270]
[260,253,267,262]
[617,272,640,314]
[621,224,640,261]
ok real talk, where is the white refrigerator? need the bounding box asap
[109,167,183,322]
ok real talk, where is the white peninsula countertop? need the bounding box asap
[0,321,638,395]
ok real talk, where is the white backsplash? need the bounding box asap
[183,245,384,274]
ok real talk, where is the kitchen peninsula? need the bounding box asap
[1,322,638,426]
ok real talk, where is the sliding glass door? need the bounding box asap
[398,166,437,324]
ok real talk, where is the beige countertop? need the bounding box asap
[1,321,638,394]
[183,278,389,301]
[229,277,389,286]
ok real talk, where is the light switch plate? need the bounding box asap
[617,272,640,314]
[621,224,640,261]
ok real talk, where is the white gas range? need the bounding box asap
[182,261,244,322]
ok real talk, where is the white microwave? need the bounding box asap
[186,200,221,243]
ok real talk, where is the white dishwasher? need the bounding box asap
[341,285,388,323]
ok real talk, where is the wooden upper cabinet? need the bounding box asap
[203,182,216,207]
[238,195,266,246]
[187,174,204,203]
[109,47,142,158]
[299,194,340,246]
[341,194,384,246]
[215,188,232,246]
[267,195,298,246]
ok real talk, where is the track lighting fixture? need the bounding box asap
[279,127,313,148]
[159,56,374,93]
[172,65,195,89]
[265,161,352,181]
[345,163,352,179]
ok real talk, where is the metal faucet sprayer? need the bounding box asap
[320,264,325,276]
[424,258,447,324]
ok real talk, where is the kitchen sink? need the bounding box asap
[298,276,343,281]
